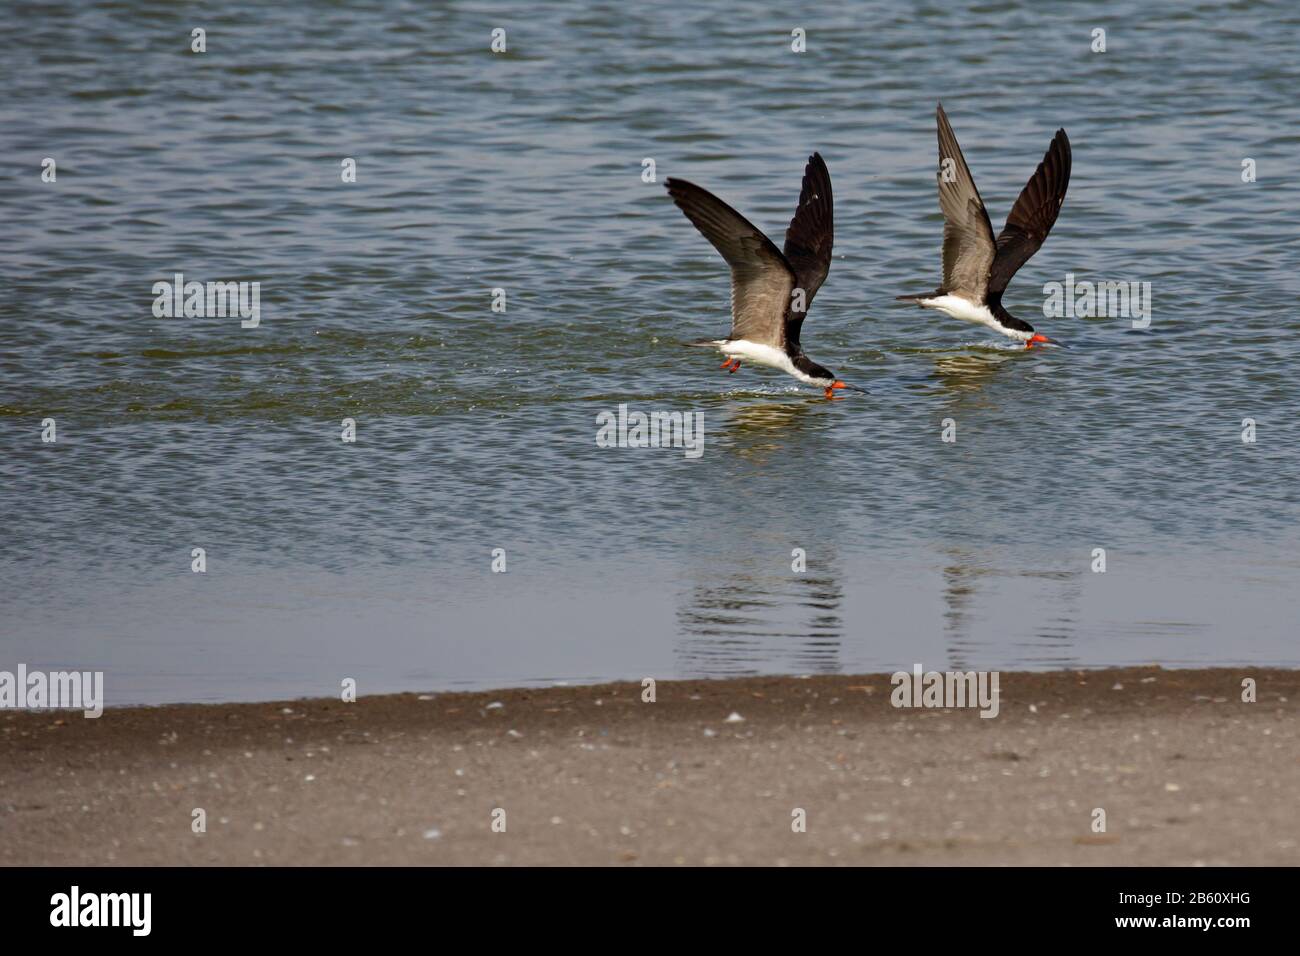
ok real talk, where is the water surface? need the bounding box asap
[2,1,1298,704]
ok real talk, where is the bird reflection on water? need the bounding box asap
[675,562,844,678]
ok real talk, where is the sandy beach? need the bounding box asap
[2,666,1296,866]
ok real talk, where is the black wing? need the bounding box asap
[782,152,833,348]
[988,128,1071,297]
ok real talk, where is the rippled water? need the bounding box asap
[3,1,1299,703]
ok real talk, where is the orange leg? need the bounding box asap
[728,360,741,373]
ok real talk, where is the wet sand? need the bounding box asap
[2,667,1296,866]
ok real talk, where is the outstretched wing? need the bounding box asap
[935,104,996,303]
[782,152,834,347]
[988,128,1071,296]
[665,177,796,348]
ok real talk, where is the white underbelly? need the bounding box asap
[714,339,818,384]
[920,295,997,326]
[918,296,1032,342]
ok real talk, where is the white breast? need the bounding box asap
[920,294,997,325]
[919,295,1032,342]
[717,339,823,385]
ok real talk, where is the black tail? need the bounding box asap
[897,289,942,302]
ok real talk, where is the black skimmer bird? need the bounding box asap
[665,154,866,399]
[898,104,1072,349]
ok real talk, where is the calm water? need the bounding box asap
[3,1,1299,705]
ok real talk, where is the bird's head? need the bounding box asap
[795,356,868,397]
[803,359,837,386]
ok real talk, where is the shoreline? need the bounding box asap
[3,666,1296,866]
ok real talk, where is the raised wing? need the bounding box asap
[665,177,796,348]
[988,128,1071,296]
[782,152,834,347]
[935,104,996,303]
